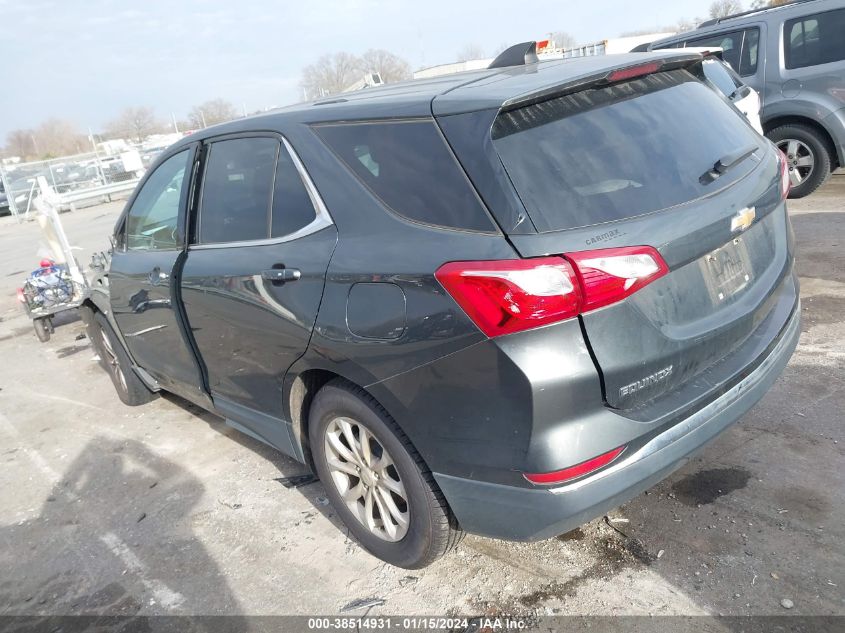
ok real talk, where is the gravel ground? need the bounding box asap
[0,176,842,619]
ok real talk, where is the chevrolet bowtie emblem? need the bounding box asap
[730,207,756,233]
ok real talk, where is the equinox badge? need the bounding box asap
[730,207,756,233]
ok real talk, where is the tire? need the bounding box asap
[767,124,832,199]
[33,317,51,342]
[309,379,463,568]
[92,311,157,406]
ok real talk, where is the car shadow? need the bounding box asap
[158,392,353,541]
[0,435,248,628]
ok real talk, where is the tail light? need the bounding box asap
[435,257,581,337]
[523,446,626,485]
[566,246,669,312]
[436,246,667,337]
[777,150,791,200]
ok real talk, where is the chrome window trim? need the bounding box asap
[191,137,333,251]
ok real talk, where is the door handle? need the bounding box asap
[148,267,169,286]
[261,267,301,284]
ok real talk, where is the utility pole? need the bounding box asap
[171,112,180,134]
[200,110,207,128]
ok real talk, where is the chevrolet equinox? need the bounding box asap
[84,48,800,568]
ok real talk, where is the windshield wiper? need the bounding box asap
[699,145,757,185]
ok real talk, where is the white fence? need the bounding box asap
[1,148,151,220]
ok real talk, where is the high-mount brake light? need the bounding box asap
[777,150,791,200]
[607,61,663,83]
[436,247,668,338]
[523,446,626,485]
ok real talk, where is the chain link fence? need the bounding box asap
[0,148,154,220]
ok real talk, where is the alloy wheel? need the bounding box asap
[777,139,815,188]
[99,328,128,393]
[324,417,409,542]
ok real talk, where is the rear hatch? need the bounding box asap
[475,63,794,410]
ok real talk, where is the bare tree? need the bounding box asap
[751,0,791,8]
[106,107,161,142]
[456,44,486,62]
[709,0,743,19]
[300,52,364,100]
[33,119,85,157]
[359,49,411,83]
[549,31,577,49]
[188,99,239,129]
[5,129,37,159]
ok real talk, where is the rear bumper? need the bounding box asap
[434,301,800,541]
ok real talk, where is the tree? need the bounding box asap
[751,0,791,8]
[300,52,365,100]
[709,0,743,19]
[106,107,161,142]
[5,129,37,159]
[359,49,411,83]
[456,44,486,62]
[188,99,239,129]
[33,119,85,157]
[549,31,577,49]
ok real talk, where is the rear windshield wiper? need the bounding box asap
[699,145,757,185]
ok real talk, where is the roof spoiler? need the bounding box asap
[489,41,539,69]
[500,52,703,112]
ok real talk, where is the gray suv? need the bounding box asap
[647,0,845,198]
[85,48,799,568]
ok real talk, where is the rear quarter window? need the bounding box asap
[314,120,495,232]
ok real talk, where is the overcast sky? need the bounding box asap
[0,0,718,139]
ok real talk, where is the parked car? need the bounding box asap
[0,183,9,216]
[643,0,845,198]
[684,48,764,134]
[85,47,799,568]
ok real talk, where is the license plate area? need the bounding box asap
[700,237,754,303]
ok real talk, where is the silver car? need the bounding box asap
[646,0,845,198]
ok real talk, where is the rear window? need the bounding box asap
[493,70,762,232]
[702,58,741,97]
[314,120,494,232]
[784,8,845,69]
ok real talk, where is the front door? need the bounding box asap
[180,135,336,449]
[109,148,206,402]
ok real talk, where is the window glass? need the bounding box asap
[702,58,740,98]
[125,150,190,251]
[492,70,762,232]
[271,147,316,237]
[784,9,845,69]
[686,28,759,76]
[199,137,278,244]
[688,30,744,71]
[315,121,494,232]
[738,28,759,75]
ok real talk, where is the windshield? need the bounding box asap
[492,70,762,232]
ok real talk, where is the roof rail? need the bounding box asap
[697,0,818,28]
[488,41,539,69]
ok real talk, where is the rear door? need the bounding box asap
[482,66,796,410]
[109,147,207,400]
[180,134,336,446]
